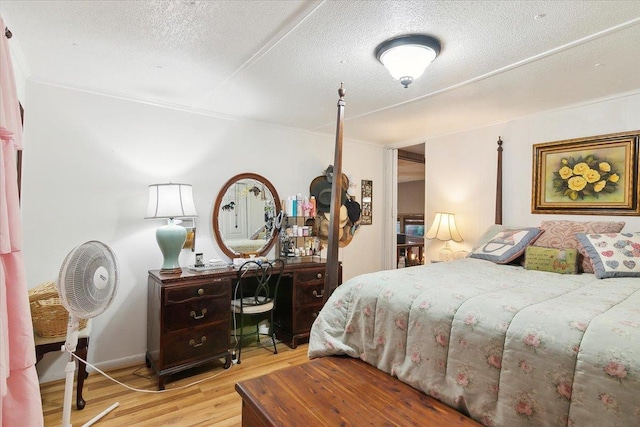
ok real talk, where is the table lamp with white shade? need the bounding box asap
[425,212,463,262]
[145,183,198,273]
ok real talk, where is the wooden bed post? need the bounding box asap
[324,83,345,303]
[495,137,503,225]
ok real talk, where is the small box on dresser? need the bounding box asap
[146,269,233,390]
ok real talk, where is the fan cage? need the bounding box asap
[57,241,119,319]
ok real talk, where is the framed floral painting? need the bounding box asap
[532,130,640,215]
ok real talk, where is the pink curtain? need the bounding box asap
[0,16,44,426]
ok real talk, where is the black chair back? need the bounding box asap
[232,259,286,363]
[236,259,284,305]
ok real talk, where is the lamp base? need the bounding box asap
[156,220,187,273]
[438,241,454,262]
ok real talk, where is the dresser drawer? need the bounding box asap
[162,323,229,367]
[294,269,324,286]
[295,282,326,306]
[164,280,229,305]
[294,305,322,333]
[163,296,229,333]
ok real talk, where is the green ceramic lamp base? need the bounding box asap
[156,219,187,273]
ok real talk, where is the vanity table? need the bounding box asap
[208,173,342,347]
[144,171,339,389]
[146,257,339,389]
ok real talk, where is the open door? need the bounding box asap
[396,145,425,268]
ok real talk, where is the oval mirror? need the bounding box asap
[213,173,281,259]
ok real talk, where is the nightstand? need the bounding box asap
[35,320,92,409]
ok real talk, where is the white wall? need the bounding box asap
[423,91,640,261]
[21,81,384,382]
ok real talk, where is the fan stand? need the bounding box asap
[61,314,119,427]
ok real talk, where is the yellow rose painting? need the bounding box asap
[533,132,639,215]
[552,153,619,201]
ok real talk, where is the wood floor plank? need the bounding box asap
[40,343,310,426]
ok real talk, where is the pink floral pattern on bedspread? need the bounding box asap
[308,258,640,427]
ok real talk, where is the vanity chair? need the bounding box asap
[232,259,285,364]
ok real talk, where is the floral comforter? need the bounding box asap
[308,258,640,426]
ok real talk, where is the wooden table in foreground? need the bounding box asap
[235,356,481,426]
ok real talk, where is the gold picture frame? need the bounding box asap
[181,218,196,251]
[532,130,640,215]
[361,179,373,225]
[183,227,196,251]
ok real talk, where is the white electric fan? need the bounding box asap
[56,241,120,427]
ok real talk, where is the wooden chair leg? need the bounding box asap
[35,336,90,410]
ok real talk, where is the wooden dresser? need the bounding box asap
[146,258,338,388]
[146,269,234,390]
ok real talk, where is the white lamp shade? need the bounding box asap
[379,44,437,81]
[425,212,463,242]
[145,183,198,219]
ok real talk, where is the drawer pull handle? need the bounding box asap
[312,312,318,318]
[197,288,204,296]
[312,290,324,298]
[189,336,207,347]
[316,273,323,279]
[190,308,207,320]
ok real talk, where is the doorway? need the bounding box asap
[396,144,425,267]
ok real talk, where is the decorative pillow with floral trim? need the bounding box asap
[576,232,640,279]
[532,220,625,273]
[470,227,543,264]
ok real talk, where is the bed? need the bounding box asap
[311,91,640,426]
[309,255,640,426]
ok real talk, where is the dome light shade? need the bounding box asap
[375,35,441,88]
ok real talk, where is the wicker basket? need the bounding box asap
[29,281,87,338]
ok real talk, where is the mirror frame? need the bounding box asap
[212,173,281,259]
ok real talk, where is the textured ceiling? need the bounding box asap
[2,0,640,148]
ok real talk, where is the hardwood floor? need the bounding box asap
[40,343,310,426]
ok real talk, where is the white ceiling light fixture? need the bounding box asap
[375,34,441,88]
